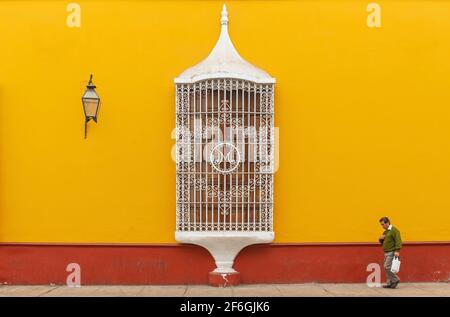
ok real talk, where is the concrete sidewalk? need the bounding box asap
[0,283,449,297]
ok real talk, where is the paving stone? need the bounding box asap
[41,285,143,297]
[0,285,57,297]
[320,283,383,297]
[184,285,233,297]
[140,285,187,297]
[0,283,447,297]
[231,285,282,297]
[277,283,334,297]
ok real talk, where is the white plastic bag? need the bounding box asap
[391,256,401,273]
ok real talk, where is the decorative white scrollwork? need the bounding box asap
[209,142,241,174]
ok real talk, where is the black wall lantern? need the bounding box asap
[82,74,100,138]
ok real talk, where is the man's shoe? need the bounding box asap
[390,281,399,289]
[382,284,391,288]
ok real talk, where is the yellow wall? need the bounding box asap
[1,0,449,243]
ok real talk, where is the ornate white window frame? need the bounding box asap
[174,5,275,276]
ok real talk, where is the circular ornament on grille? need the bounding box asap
[209,142,241,174]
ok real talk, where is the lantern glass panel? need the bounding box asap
[83,98,99,118]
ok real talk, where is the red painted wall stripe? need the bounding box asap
[0,243,449,285]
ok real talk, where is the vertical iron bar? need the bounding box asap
[247,81,251,230]
[205,81,209,230]
[217,80,221,230]
[193,83,197,231]
[258,84,262,231]
[241,81,244,231]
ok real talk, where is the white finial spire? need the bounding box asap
[221,4,228,26]
[174,4,275,84]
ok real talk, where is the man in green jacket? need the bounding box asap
[379,217,402,289]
